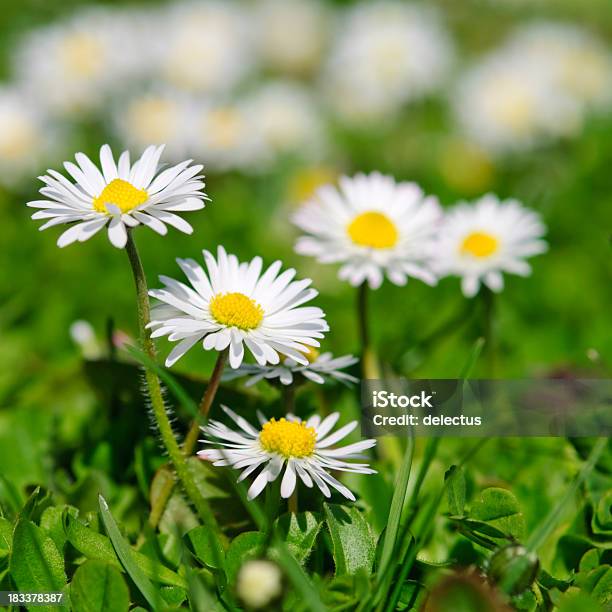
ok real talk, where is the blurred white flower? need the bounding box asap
[508,23,612,111]
[28,144,207,249]
[293,172,442,289]
[13,7,150,116]
[69,320,101,359]
[0,88,53,186]
[148,246,329,369]
[199,406,376,500]
[453,49,580,153]
[254,0,330,75]
[158,1,255,94]
[323,1,452,122]
[431,194,547,297]
[244,82,326,165]
[224,347,358,387]
[237,560,282,609]
[193,100,265,172]
[112,89,196,160]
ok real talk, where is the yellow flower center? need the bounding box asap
[347,211,398,249]
[259,418,316,458]
[461,232,499,258]
[59,33,103,78]
[209,292,264,330]
[93,179,149,214]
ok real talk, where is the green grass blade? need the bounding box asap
[98,495,162,610]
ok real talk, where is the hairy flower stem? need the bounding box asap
[125,231,217,530]
[183,348,229,455]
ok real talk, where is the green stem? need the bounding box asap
[125,231,217,530]
[183,348,228,455]
[288,490,298,514]
[357,282,380,379]
[282,383,296,414]
[481,287,495,377]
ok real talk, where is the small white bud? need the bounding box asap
[236,560,282,609]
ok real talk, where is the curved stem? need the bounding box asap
[125,231,217,530]
[183,348,229,455]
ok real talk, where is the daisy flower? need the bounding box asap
[431,194,547,298]
[199,406,376,501]
[292,172,442,289]
[323,1,452,122]
[147,246,329,369]
[27,144,207,249]
[223,346,359,387]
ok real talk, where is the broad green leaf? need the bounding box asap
[274,512,322,564]
[470,487,525,541]
[64,513,186,588]
[556,589,603,612]
[161,586,187,607]
[225,532,265,584]
[41,506,76,555]
[70,561,129,612]
[593,491,612,534]
[579,549,600,573]
[184,525,226,571]
[445,465,466,516]
[0,517,12,557]
[324,503,376,576]
[98,495,162,610]
[9,519,67,611]
[575,565,612,606]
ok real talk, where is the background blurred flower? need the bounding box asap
[322,1,452,122]
[148,246,329,368]
[293,172,442,289]
[199,406,376,501]
[0,88,55,186]
[157,1,255,95]
[254,0,330,76]
[244,81,327,166]
[13,7,150,116]
[431,194,548,297]
[111,89,196,161]
[28,144,207,248]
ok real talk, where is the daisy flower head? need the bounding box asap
[147,246,329,369]
[199,406,376,501]
[431,194,547,298]
[223,346,359,387]
[292,172,442,289]
[27,144,207,249]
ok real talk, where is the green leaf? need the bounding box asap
[225,532,265,585]
[274,512,322,565]
[0,517,12,558]
[64,513,186,588]
[9,519,67,611]
[470,487,526,541]
[184,525,226,572]
[70,561,130,612]
[575,565,612,606]
[593,491,612,534]
[98,495,162,610]
[324,504,376,576]
[445,465,466,516]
